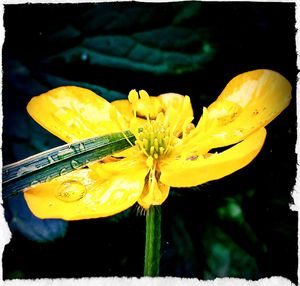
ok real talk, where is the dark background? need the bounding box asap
[2,2,297,283]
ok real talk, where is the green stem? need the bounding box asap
[144,205,161,277]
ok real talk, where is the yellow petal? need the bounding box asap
[112,92,194,139]
[193,70,291,149]
[27,86,127,143]
[137,169,170,209]
[24,156,148,220]
[111,99,133,122]
[111,99,145,126]
[159,93,194,136]
[160,128,266,187]
[112,93,164,121]
[137,95,164,120]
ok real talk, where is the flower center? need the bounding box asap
[136,121,172,159]
[127,90,177,161]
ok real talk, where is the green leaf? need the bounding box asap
[217,198,244,224]
[202,225,258,279]
[35,4,215,75]
[2,131,135,198]
[44,28,214,75]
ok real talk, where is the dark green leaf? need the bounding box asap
[44,29,214,75]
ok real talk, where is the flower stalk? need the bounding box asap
[144,206,161,276]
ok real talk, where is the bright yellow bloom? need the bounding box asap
[24,70,291,220]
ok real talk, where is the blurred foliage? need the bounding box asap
[2,2,297,284]
[4,194,68,243]
[202,225,258,279]
[4,2,214,102]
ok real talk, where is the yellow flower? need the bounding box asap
[24,70,291,220]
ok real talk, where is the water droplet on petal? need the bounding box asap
[208,100,242,126]
[55,180,87,202]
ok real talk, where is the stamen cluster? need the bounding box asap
[136,121,171,159]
